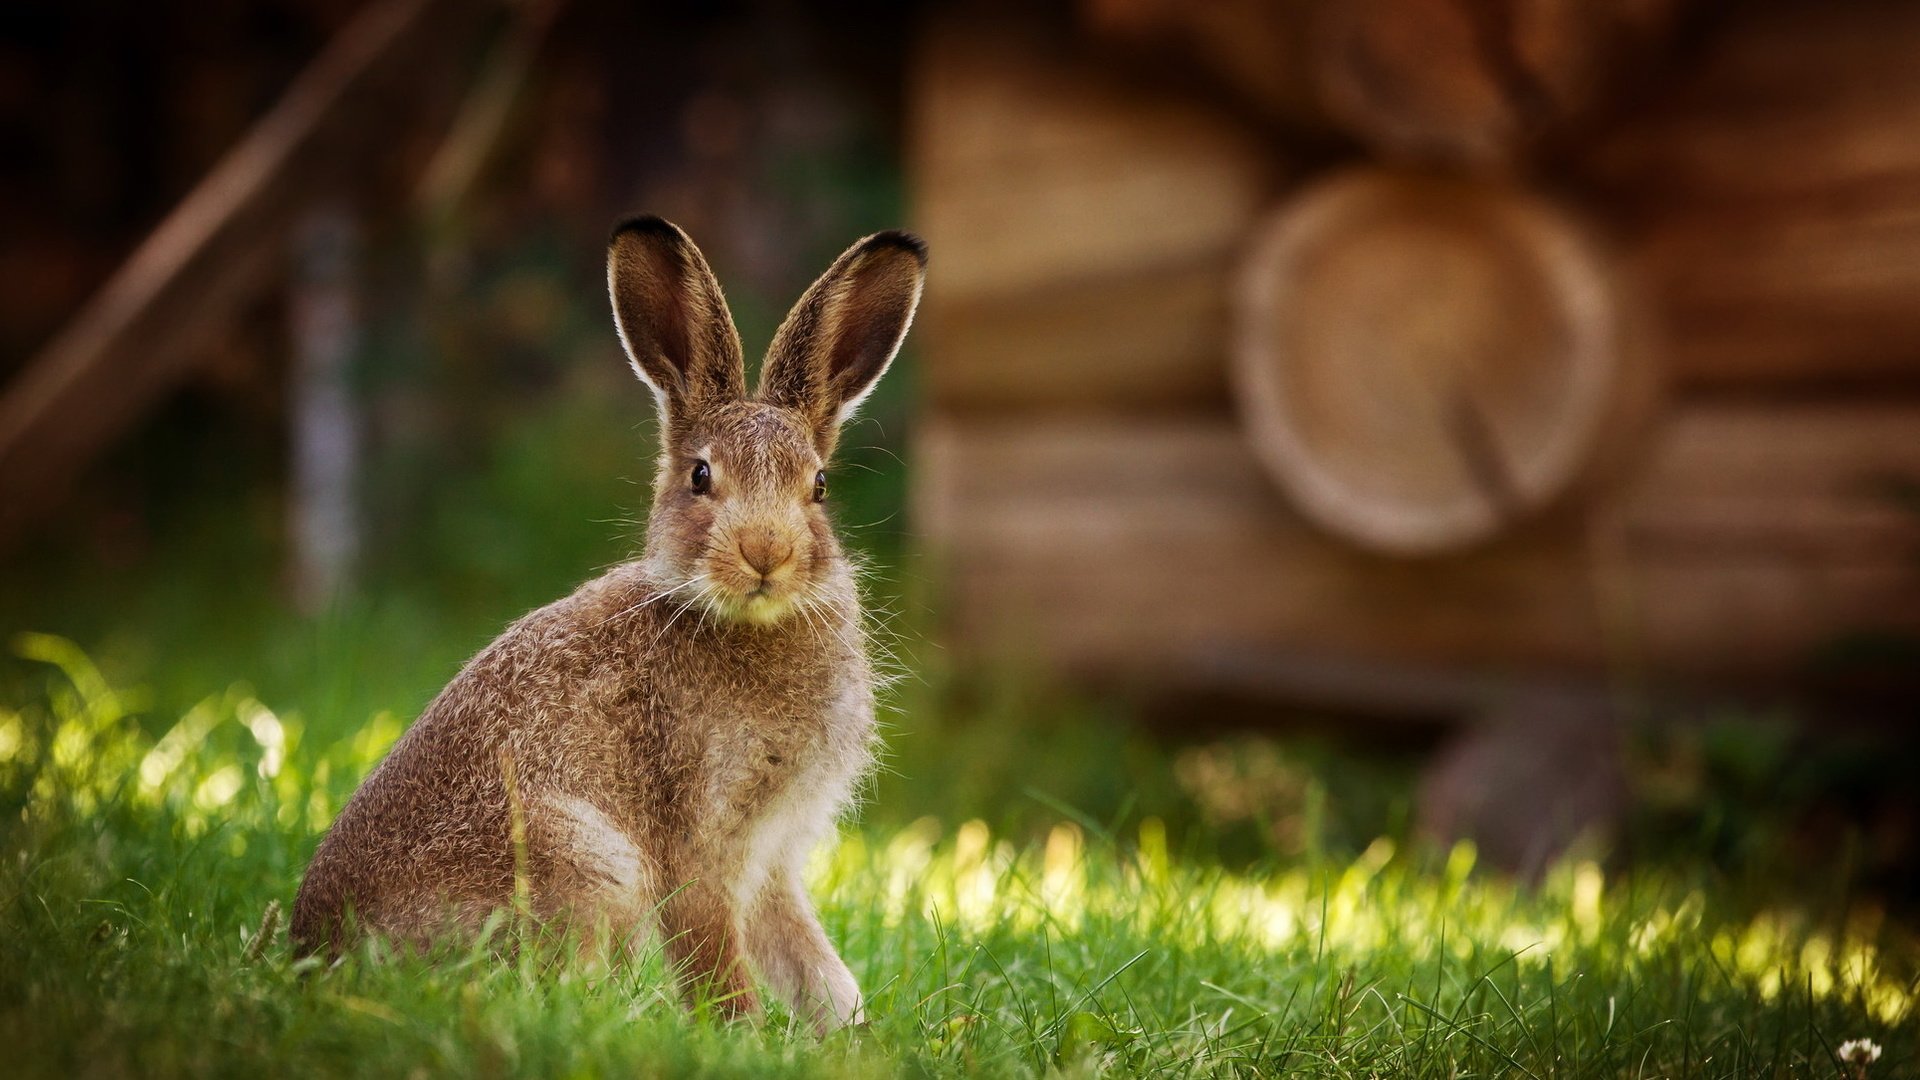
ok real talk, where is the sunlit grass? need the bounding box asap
[1,637,1915,1078]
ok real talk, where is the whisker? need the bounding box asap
[594,573,706,628]
[650,594,701,650]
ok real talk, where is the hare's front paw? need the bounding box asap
[817,962,862,1034]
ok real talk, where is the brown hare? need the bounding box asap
[290,217,925,1034]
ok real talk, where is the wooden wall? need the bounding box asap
[909,3,1920,696]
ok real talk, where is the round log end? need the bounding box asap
[1232,167,1652,555]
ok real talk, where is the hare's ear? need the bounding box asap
[758,230,926,452]
[607,216,745,418]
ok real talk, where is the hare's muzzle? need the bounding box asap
[737,530,795,580]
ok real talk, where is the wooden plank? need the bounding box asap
[915,405,1920,681]
[910,16,1279,413]
[919,258,1234,411]
[1635,205,1920,388]
[916,143,1272,301]
[0,0,487,541]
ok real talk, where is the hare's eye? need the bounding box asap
[812,470,827,504]
[690,460,712,495]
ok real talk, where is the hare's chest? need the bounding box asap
[704,678,872,896]
[707,681,867,818]
[711,712,826,818]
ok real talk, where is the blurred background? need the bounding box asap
[2,0,1918,906]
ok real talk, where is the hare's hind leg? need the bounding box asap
[744,865,861,1033]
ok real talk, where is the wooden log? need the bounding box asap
[0,0,489,541]
[1315,0,1688,165]
[1233,168,1656,554]
[1081,0,1689,165]
[911,18,1280,412]
[1583,0,1920,389]
[915,405,1920,682]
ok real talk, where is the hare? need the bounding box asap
[290,217,926,1034]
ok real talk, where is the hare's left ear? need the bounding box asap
[607,216,745,422]
[757,230,926,454]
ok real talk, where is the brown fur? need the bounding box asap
[291,218,926,1033]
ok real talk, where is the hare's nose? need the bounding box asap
[738,533,794,577]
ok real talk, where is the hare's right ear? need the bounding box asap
[607,216,745,418]
[757,230,926,455]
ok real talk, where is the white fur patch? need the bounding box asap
[734,743,863,905]
[731,707,869,907]
[550,795,649,897]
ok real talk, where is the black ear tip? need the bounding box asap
[864,229,928,267]
[608,214,685,249]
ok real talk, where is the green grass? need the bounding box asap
[2,636,1914,1079]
